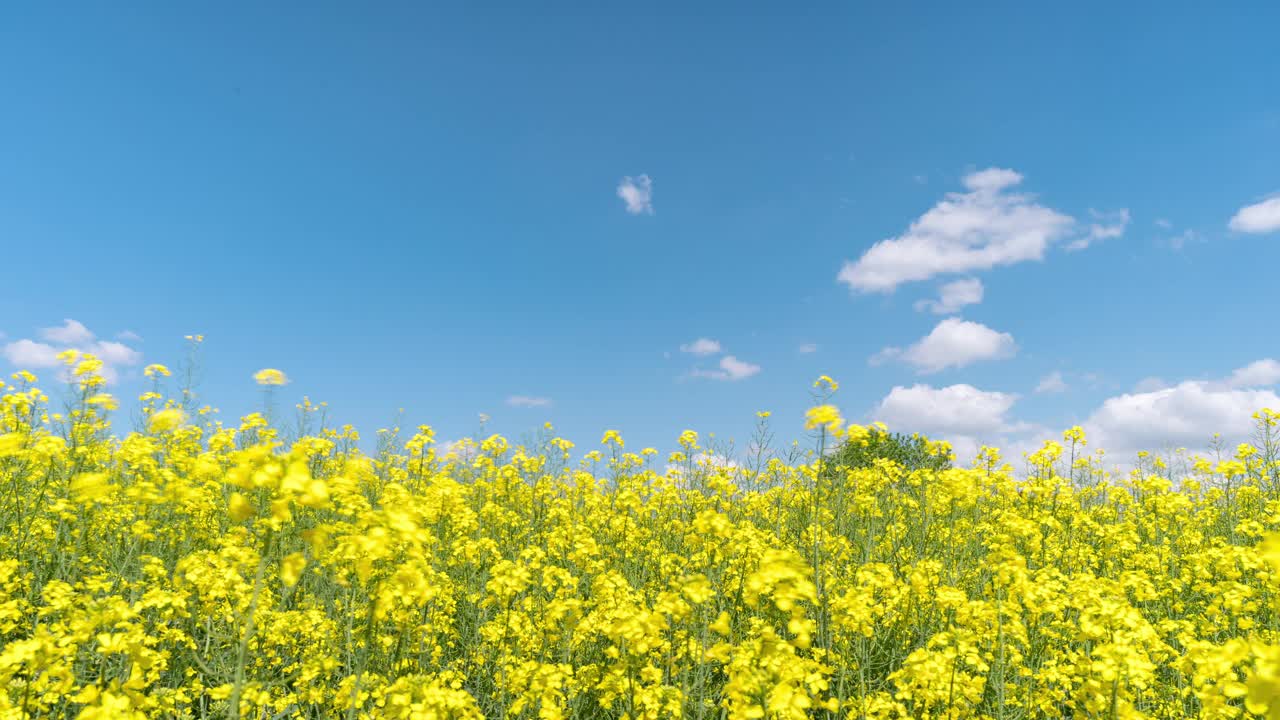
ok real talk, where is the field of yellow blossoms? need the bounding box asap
[5,353,1280,719]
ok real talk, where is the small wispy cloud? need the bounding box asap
[676,336,759,381]
[617,174,654,215]
[798,343,818,354]
[680,338,722,356]
[1035,371,1068,394]
[868,346,902,367]
[1066,208,1130,251]
[507,395,552,408]
[691,355,761,382]
[913,278,984,315]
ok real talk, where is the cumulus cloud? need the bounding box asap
[679,338,722,356]
[507,395,552,408]
[874,383,1019,436]
[691,355,761,382]
[871,383,1042,464]
[838,168,1075,293]
[864,359,1280,469]
[872,318,1016,374]
[1065,208,1130,251]
[1085,359,1280,456]
[1086,383,1280,455]
[1225,359,1280,389]
[617,174,654,215]
[913,278,984,315]
[2,319,142,383]
[41,319,95,346]
[1229,195,1280,234]
[1035,371,1068,394]
[3,339,62,369]
[798,343,818,354]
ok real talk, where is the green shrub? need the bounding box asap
[828,427,952,474]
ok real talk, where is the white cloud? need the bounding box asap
[869,383,1058,465]
[874,383,1018,436]
[867,346,902,367]
[1225,358,1280,389]
[963,168,1023,192]
[873,318,1016,374]
[617,174,654,215]
[691,355,761,382]
[678,339,758,381]
[1086,359,1280,456]
[2,319,142,384]
[116,330,142,342]
[1086,382,1280,455]
[798,343,818,354]
[92,341,142,367]
[1035,371,1068,394]
[838,168,1075,292]
[1229,195,1280,234]
[40,319,95,346]
[3,339,61,368]
[913,278,984,315]
[507,395,552,408]
[679,338,722,356]
[1154,218,1173,230]
[1065,208,1130,251]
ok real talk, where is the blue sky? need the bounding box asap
[2,3,1279,461]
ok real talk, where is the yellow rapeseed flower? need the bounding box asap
[0,433,25,457]
[280,552,307,587]
[0,370,1278,718]
[804,404,844,436]
[254,368,289,386]
[227,492,255,521]
[813,375,839,392]
[144,364,171,378]
[86,393,119,411]
[148,408,185,433]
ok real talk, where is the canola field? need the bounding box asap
[4,355,1280,720]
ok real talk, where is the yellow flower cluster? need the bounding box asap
[3,357,1280,719]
